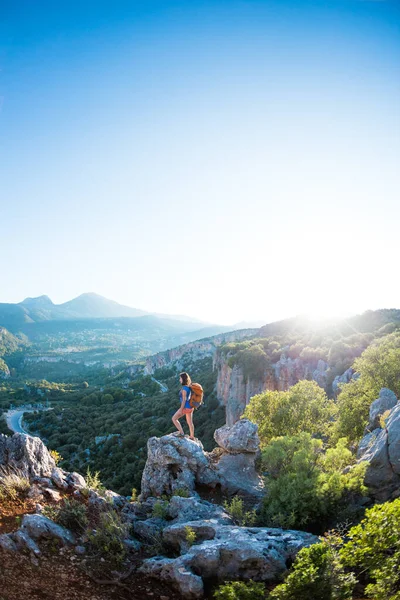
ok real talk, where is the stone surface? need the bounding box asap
[0,433,55,478]
[214,419,260,454]
[51,467,68,490]
[332,368,354,397]
[167,496,232,525]
[20,514,76,546]
[0,533,18,553]
[65,472,86,490]
[367,388,398,432]
[141,521,317,598]
[215,352,331,426]
[141,431,264,504]
[358,391,400,501]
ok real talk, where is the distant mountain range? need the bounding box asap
[0,293,266,332]
[0,293,207,330]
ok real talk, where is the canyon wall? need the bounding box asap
[215,352,330,426]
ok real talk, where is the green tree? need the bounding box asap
[333,332,400,443]
[244,380,336,445]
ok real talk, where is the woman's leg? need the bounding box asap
[185,411,195,440]
[172,409,184,435]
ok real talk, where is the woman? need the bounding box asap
[172,372,195,440]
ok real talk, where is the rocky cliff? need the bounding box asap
[126,328,257,377]
[215,351,330,426]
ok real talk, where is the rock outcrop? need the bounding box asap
[140,523,317,599]
[358,388,400,501]
[215,351,330,426]
[140,419,264,503]
[0,433,56,478]
[125,329,257,377]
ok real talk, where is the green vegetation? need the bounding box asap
[333,332,400,443]
[214,581,266,599]
[87,508,130,567]
[185,525,196,547]
[0,467,30,502]
[260,434,367,532]
[270,536,355,600]
[43,498,88,533]
[340,498,400,600]
[244,380,336,445]
[223,497,257,527]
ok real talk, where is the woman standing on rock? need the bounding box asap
[172,372,195,440]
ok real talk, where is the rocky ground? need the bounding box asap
[0,420,320,599]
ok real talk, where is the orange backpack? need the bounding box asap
[189,382,204,409]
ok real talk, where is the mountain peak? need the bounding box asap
[20,295,53,307]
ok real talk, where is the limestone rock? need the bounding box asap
[0,433,55,478]
[214,419,260,454]
[367,388,398,432]
[65,472,86,490]
[0,533,18,553]
[358,393,400,501]
[141,522,317,598]
[141,431,264,504]
[20,513,76,546]
[51,467,68,490]
[140,434,210,500]
[167,496,232,525]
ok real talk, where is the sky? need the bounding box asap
[0,0,399,326]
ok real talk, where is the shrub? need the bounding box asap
[223,497,257,527]
[172,487,190,498]
[270,537,355,600]
[87,508,129,567]
[152,500,169,519]
[0,466,30,502]
[84,467,105,493]
[214,580,266,599]
[333,332,400,443]
[244,381,336,446]
[185,525,196,546]
[50,449,63,465]
[43,498,88,533]
[340,498,400,600]
[260,434,367,532]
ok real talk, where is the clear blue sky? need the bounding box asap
[1,0,399,325]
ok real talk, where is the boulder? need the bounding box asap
[0,533,18,553]
[213,419,259,454]
[65,472,86,490]
[141,426,264,504]
[358,392,400,501]
[140,521,317,598]
[367,388,398,431]
[51,467,68,490]
[167,496,232,525]
[19,514,76,546]
[0,433,55,478]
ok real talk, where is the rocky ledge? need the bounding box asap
[0,423,318,599]
[141,418,264,504]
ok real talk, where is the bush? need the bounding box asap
[223,497,257,527]
[333,332,400,443]
[260,434,367,532]
[43,498,88,533]
[172,487,190,498]
[87,508,129,567]
[185,525,196,547]
[214,580,266,599]
[340,498,400,600]
[244,381,336,446]
[152,500,169,519]
[270,537,355,600]
[0,466,30,502]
